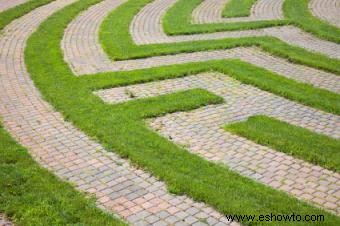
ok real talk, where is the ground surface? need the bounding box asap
[0,0,339,225]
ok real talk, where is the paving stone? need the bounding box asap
[309,0,340,27]
[0,0,237,225]
[97,73,340,215]
[0,214,13,226]
[0,0,28,13]
[193,0,283,24]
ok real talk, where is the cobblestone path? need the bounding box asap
[1,0,339,225]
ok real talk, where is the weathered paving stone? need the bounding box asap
[2,0,340,224]
[193,0,284,24]
[0,0,28,13]
[309,0,340,28]
[0,214,13,226]
[0,0,238,225]
[96,72,340,214]
[62,0,339,94]
[129,0,340,59]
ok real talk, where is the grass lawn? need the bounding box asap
[0,0,55,31]
[23,0,340,224]
[226,115,340,172]
[0,122,126,225]
[222,0,257,18]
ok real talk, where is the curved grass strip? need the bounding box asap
[222,0,256,18]
[283,0,340,44]
[24,0,340,224]
[0,123,125,225]
[100,0,340,75]
[0,0,55,31]
[163,0,287,34]
[163,0,340,43]
[225,115,340,172]
[82,60,340,115]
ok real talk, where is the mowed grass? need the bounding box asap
[225,115,340,172]
[222,0,256,18]
[0,0,54,31]
[100,0,340,75]
[24,0,340,224]
[163,0,340,43]
[0,123,126,225]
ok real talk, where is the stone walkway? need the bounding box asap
[1,0,340,225]
[193,0,284,24]
[310,0,340,28]
[0,0,28,12]
[96,72,340,215]
[62,0,340,94]
[0,214,13,226]
[0,0,236,225]
[130,0,340,59]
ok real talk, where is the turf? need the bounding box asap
[24,0,340,224]
[0,122,126,225]
[0,0,55,31]
[100,0,340,75]
[225,115,340,172]
[222,0,257,18]
[163,0,340,43]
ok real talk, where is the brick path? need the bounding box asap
[130,0,340,59]
[0,0,28,12]
[0,215,13,226]
[193,0,284,24]
[96,72,340,215]
[310,0,340,28]
[1,0,340,224]
[62,0,340,94]
[0,0,237,225]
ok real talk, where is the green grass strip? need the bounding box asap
[0,123,126,225]
[225,115,340,172]
[222,0,257,18]
[24,0,340,224]
[163,0,340,43]
[100,0,340,75]
[0,0,54,31]
[163,0,287,34]
[283,0,340,43]
[82,60,340,115]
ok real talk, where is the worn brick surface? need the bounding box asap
[129,0,340,59]
[0,0,28,13]
[0,215,13,226]
[193,0,284,24]
[62,1,339,94]
[310,0,340,27]
[0,0,237,225]
[96,73,340,215]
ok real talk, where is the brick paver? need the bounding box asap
[96,72,340,215]
[1,0,340,224]
[310,0,340,28]
[62,0,339,94]
[193,0,283,24]
[0,0,28,12]
[130,0,340,59]
[0,0,237,225]
[0,214,13,226]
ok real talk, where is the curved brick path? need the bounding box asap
[130,0,340,59]
[0,0,28,12]
[0,0,237,225]
[310,0,340,28]
[193,0,284,24]
[62,0,340,93]
[0,214,13,226]
[96,73,340,215]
